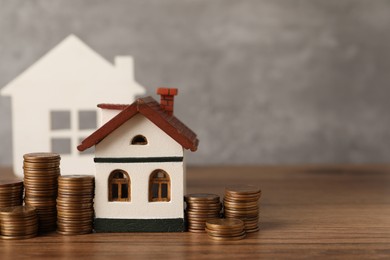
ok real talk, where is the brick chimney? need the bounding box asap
[156,88,178,116]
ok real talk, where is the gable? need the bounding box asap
[95,114,183,158]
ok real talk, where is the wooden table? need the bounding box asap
[1,165,390,259]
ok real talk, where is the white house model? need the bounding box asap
[78,88,199,232]
[0,35,145,177]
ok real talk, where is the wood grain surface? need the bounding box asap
[0,165,390,259]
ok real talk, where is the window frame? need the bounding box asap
[131,135,148,145]
[108,170,131,202]
[149,169,171,202]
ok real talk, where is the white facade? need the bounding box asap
[94,162,184,219]
[0,35,145,176]
[94,114,185,219]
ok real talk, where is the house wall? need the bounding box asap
[94,161,184,219]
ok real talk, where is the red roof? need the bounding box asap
[77,96,199,152]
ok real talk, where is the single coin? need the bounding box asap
[206,218,244,230]
[245,227,260,233]
[0,205,37,217]
[224,195,260,202]
[23,152,60,160]
[56,229,92,236]
[58,175,94,180]
[223,200,258,207]
[225,185,261,195]
[205,227,245,236]
[1,233,37,240]
[206,230,246,238]
[0,179,23,187]
[207,233,246,241]
[185,193,220,202]
[187,228,206,233]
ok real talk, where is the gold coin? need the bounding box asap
[0,193,23,199]
[225,185,261,195]
[1,226,38,234]
[0,205,37,217]
[23,152,60,160]
[57,219,93,225]
[23,161,60,168]
[187,229,206,233]
[223,200,258,207]
[1,233,37,240]
[187,201,221,207]
[56,202,93,208]
[186,223,205,228]
[245,227,260,233]
[23,171,60,177]
[205,225,244,233]
[57,212,93,219]
[23,177,58,182]
[206,218,244,230]
[1,222,38,230]
[185,193,220,202]
[207,233,246,241]
[57,222,93,228]
[25,202,57,208]
[23,165,60,171]
[0,179,24,187]
[1,215,38,222]
[58,175,94,180]
[56,229,92,235]
[57,209,94,215]
[186,212,220,217]
[56,198,93,205]
[224,208,259,214]
[224,195,260,202]
[206,229,246,237]
[0,189,23,195]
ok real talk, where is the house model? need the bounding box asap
[78,88,199,232]
[0,35,145,177]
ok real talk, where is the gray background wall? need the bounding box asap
[1,0,390,166]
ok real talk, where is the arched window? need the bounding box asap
[108,170,130,202]
[149,170,170,202]
[131,135,148,145]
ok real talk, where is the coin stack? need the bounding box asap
[0,205,38,240]
[0,180,24,208]
[224,185,261,233]
[23,152,61,233]
[184,193,222,233]
[205,218,246,241]
[57,175,95,235]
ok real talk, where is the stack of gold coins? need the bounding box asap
[57,175,95,235]
[0,180,24,208]
[0,205,38,240]
[224,185,261,233]
[205,218,246,241]
[23,152,61,233]
[185,193,221,232]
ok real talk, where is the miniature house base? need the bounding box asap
[94,218,184,232]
